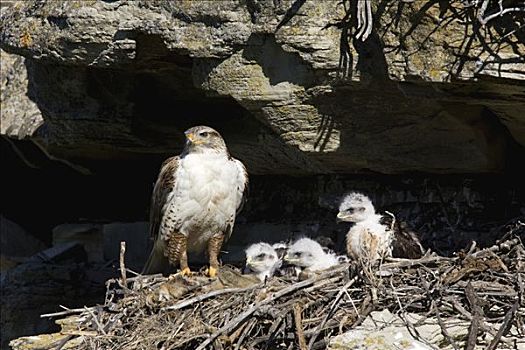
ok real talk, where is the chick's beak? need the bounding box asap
[336,212,348,222]
[247,258,261,267]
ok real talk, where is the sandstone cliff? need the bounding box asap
[1,0,523,175]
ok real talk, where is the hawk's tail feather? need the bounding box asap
[142,241,170,275]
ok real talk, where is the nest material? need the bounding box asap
[46,230,524,350]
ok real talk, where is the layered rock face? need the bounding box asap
[1,0,523,175]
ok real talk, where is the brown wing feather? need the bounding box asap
[223,158,249,240]
[149,156,179,240]
[380,215,424,259]
[392,222,424,259]
[142,156,179,274]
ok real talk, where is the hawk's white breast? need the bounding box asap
[163,153,245,252]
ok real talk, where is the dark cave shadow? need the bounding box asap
[241,33,315,87]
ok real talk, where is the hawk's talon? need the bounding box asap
[206,266,218,278]
[180,267,192,276]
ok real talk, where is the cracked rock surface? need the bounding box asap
[1,0,524,174]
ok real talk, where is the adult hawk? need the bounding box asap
[337,192,424,261]
[142,126,248,277]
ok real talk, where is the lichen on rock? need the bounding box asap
[0,0,523,175]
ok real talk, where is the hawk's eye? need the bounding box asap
[200,131,209,137]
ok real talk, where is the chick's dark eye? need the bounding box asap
[256,253,267,259]
[200,132,209,137]
[294,252,302,258]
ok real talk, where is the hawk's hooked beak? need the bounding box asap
[185,132,204,145]
[185,132,195,143]
[336,212,349,223]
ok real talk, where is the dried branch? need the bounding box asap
[432,301,459,350]
[119,241,127,289]
[355,0,373,41]
[41,306,95,318]
[308,276,358,348]
[486,301,519,350]
[162,285,260,312]
[479,6,525,26]
[293,304,308,350]
[465,282,484,350]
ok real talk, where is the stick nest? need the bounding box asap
[51,227,524,350]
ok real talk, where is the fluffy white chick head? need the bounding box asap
[245,243,280,278]
[337,192,375,223]
[284,238,328,269]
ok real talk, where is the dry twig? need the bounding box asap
[119,241,127,290]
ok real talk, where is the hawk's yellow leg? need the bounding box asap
[167,233,191,276]
[206,234,224,278]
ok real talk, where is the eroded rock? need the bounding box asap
[328,309,524,350]
[0,0,523,175]
[0,260,108,349]
[0,49,43,139]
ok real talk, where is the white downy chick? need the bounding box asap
[244,243,281,282]
[284,237,338,272]
[337,192,423,260]
[337,192,392,261]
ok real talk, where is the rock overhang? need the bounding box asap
[1,0,524,175]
